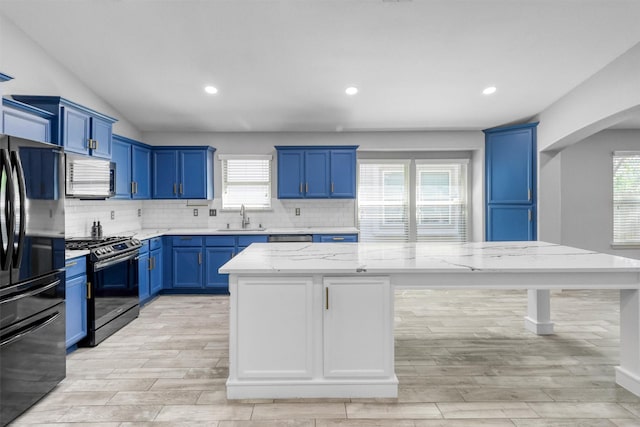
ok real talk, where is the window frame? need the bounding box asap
[612,151,640,247]
[219,154,272,210]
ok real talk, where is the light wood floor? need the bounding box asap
[11,289,640,426]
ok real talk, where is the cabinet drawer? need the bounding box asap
[172,236,203,246]
[314,234,358,243]
[149,237,162,251]
[205,236,236,247]
[237,235,268,246]
[65,256,86,278]
[139,240,150,254]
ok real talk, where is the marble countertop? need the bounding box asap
[123,227,359,240]
[219,241,640,275]
[65,249,89,260]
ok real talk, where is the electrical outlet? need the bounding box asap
[209,209,217,216]
[193,209,199,216]
[137,209,142,217]
[295,208,301,216]
[110,211,115,220]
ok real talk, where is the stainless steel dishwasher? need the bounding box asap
[267,234,313,242]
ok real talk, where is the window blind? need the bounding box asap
[416,160,468,242]
[613,151,640,244]
[357,161,409,242]
[220,155,271,209]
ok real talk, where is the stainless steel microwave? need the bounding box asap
[65,154,116,199]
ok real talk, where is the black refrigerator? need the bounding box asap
[0,134,66,426]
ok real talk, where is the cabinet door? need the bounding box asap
[305,150,330,198]
[172,247,203,288]
[90,117,112,159]
[150,248,163,294]
[486,128,534,204]
[111,139,132,199]
[277,150,304,198]
[62,106,91,155]
[330,150,356,198]
[65,274,87,348]
[487,205,534,241]
[235,277,314,379]
[2,108,51,143]
[152,150,178,198]
[313,234,358,243]
[132,145,151,199]
[179,150,207,198]
[323,277,393,378]
[138,251,151,302]
[205,247,234,290]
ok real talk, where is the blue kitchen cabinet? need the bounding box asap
[65,256,87,349]
[205,247,234,290]
[2,98,53,143]
[149,241,163,295]
[276,146,358,199]
[313,234,358,243]
[112,135,151,199]
[171,237,204,288]
[487,205,534,241]
[138,242,151,303]
[152,147,215,199]
[12,96,116,159]
[484,122,538,241]
[237,235,268,251]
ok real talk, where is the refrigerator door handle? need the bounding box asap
[0,311,61,347]
[1,149,15,271]
[10,150,26,269]
[0,279,61,304]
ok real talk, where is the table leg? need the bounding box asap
[524,289,555,335]
[616,289,640,397]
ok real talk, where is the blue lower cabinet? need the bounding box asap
[487,205,534,241]
[150,247,163,295]
[65,256,87,349]
[172,247,203,288]
[313,234,358,243]
[138,250,150,302]
[205,247,234,289]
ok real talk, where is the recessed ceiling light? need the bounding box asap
[483,86,497,95]
[345,86,358,96]
[204,86,218,95]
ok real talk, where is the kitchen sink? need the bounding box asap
[216,227,267,232]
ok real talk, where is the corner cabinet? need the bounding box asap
[484,122,538,241]
[152,146,215,199]
[276,146,358,199]
[12,95,117,159]
[112,134,151,199]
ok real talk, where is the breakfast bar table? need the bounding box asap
[219,241,640,399]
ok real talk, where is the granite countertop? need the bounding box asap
[219,241,640,275]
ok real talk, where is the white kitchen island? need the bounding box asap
[219,241,640,399]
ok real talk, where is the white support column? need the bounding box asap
[524,289,554,335]
[616,289,640,397]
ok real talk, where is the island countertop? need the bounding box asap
[219,240,640,276]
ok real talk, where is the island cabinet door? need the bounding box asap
[323,277,393,378]
[234,277,314,379]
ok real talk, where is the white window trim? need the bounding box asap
[219,154,273,211]
[611,150,640,248]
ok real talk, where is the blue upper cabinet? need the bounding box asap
[11,96,117,159]
[2,98,54,143]
[152,146,215,199]
[112,134,151,199]
[276,145,358,199]
[484,122,538,241]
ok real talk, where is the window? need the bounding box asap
[358,158,469,243]
[416,161,468,242]
[358,161,409,241]
[613,151,640,244]
[220,155,271,209]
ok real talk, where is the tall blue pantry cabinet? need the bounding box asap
[484,122,538,241]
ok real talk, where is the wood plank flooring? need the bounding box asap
[10,289,640,426]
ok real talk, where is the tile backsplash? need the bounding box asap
[65,198,356,237]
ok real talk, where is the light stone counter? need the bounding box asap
[222,241,640,400]
[125,227,359,241]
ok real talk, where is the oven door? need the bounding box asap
[90,250,139,332]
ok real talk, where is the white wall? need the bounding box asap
[560,129,640,259]
[0,14,141,139]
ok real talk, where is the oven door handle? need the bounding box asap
[93,250,139,271]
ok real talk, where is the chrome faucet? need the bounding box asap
[240,204,250,229]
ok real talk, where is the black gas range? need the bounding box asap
[65,236,142,346]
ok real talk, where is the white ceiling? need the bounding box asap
[1,0,640,133]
